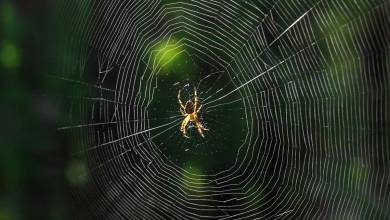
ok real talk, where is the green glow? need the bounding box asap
[65,160,88,187]
[0,42,20,69]
[152,38,184,73]
[0,203,17,220]
[181,162,204,195]
[349,159,368,191]
[244,184,263,203]
[182,162,202,175]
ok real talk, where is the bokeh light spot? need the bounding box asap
[65,161,88,187]
[180,162,205,195]
[152,38,184,73]
[0,42,20,69]
[0,206,16,220]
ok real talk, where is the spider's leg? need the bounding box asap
[195,121,205,138]
[195,117,208,131]
[199,123,209,131]
[194,87,198,110]
[178,90,186,110]
[197,104,202,113]
[180,115,191,138]
[180,108,186,116]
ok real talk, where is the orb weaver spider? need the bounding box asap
[177,87,208,138]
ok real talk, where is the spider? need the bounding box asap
[178,87,208,138]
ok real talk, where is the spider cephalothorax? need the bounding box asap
[185,101,194,114]
[178,88,208,138]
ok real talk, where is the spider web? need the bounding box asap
[55,0,390,219]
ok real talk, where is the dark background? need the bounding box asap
[1,0,389,219]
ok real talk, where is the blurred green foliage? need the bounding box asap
[0,1,72,219]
